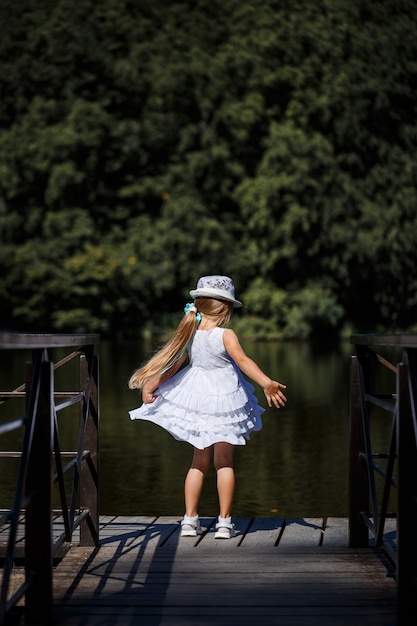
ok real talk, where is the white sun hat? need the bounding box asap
[190,275,242,307]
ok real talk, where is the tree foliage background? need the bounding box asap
[1,0,416,339]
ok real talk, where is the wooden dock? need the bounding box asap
[50,515,397,625]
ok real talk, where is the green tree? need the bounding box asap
[1,0,417,338]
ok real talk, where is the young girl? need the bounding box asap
[128,275,287,539]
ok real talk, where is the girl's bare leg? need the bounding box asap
[214,442,235,519]
[184,446,212,517]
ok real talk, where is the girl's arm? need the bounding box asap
[223,329,287,409]
[141,351,188,403]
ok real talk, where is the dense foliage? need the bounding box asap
[1,0,416,339]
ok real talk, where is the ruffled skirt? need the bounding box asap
[129,363,263,449]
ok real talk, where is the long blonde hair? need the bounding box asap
[128,297,234,389]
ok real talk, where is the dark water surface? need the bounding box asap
[0,339,396,519]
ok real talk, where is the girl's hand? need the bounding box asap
[263,381,287,409]
[142,382,158,403]
[140,353,188,404]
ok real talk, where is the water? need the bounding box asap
[0,339,396,519]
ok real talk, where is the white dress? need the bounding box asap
[129,327,263,450]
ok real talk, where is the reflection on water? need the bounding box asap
[0,339,396,518]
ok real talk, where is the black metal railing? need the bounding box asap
[0,333,100,625]
[349,333,417,626]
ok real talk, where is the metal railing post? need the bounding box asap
[349,355,369,547]
[396,361,417,625]
[25,357,54,624]
[79,352,99,547]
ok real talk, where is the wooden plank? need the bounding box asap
[54,548,395,583]
[53,569,392,586]
[53,546,96,602]
[67,553,393,576]
[52,613,397,626]
[122,515,184,555]
[239,516,284,548]
[323,517,349,547]
[97,515,155,547]
[53,584,395,606]
[278,518,324,550]
[66,579,392,599]
[52,602,398,626]
[0,517,26,545]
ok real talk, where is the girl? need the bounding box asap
[128,275,287,539]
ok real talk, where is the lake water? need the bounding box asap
[0,339,396,519]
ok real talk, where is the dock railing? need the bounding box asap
[0,333,100,625]
[349,333,417,626]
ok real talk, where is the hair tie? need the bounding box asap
[184,302,202,325]
[184,302,197,314]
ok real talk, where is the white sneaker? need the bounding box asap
[180,518,203,537]
[214,521,236,539]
